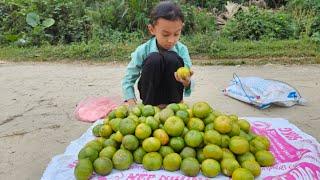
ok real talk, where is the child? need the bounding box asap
[122,1,193,106]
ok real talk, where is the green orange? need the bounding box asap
[167,103,180,112]
[205,122,214,132]
[178,103,189,110]
[85,140,103,152]
[180,147,196,159]
[214,115,233,134]
[78,146,99,162]
[119,118,136,135]
[180,157,200,177]
[238,119,251,133]
[164,116,185,137]
[115,105,128,118]
[241,160,261,177]
[107,110,116,120]
[93,157,113,176]
[184,130,203,148]
[187,117,205,131]
[99,124,113,138]
[159,146,175,158]
[196,149,205,163]
[92,124,103,137]
[203,113,216,125]
[74,158,93,180]
[142,137,161,152]
[109,118,121,132]
[201,159,221,178]
[99,146,116,159]
[255,150,275,167]
[153,129,169,145]
[229,136,250,155]
[129,105,141,117]
[204,130,221,146]
[203,144,223,160]
[112,149,133,170]
[163,153,182,171]
[112,131,123,143]
[221,158,240,176]
[145,116,159,130]
[135,123,152,140]
[142,152,163,171]
[221,134,230,148]
[237,152,256,164]
[227,123,241,137]
[169,137,185,152]
[159,108,175,123]
[141,105,155,117]
[133,147,146,164]
[222,148,235,159]
[122,135,139,151]
[176,67,191,80]
[232,168,254,180]
[103,138,118,148]
[192,102,211,119]
[176,109,190,125]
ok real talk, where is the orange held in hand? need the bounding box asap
[176,67,191,80]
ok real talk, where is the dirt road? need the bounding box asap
[0,62,319,179]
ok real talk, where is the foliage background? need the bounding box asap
[0,0,319,63]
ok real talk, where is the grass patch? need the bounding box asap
[1,37,319,65]
[212,39,319,59]
[0,41,140,62]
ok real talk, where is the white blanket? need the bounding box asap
[41,118,320,180]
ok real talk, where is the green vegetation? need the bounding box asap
[1,37,318,65]
[0,0,319,64]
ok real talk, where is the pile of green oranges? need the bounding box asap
[75,102,275,180]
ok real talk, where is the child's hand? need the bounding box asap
[124,98,137,106]
[174,70,194,88]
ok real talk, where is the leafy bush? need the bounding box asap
[185,0,249,11]
[181,5,216,34]
[311,32,320,44]
[0,1,29,44]
[222,7,296,40]
[0,0,217,46]
[182,33,222,56]
[186,0,228,11]
[287,0,320,37]
[1,0,318,47]
[311,16,320,35]
[287,0,320,14]
[264,0,288,8]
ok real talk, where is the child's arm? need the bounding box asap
[178,45,193,96]
[121,48,144,105]
[180,46,192,69]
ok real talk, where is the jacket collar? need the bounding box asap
[149,37,178,53]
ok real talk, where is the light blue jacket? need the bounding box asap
[122,37,193,101]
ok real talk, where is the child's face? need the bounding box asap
[148,18,183,50]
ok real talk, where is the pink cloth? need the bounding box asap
[74,96,122,122]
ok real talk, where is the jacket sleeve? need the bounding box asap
[179,45,194,97]
[121,48,143,100]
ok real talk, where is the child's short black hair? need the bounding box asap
[150,1,184,25]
